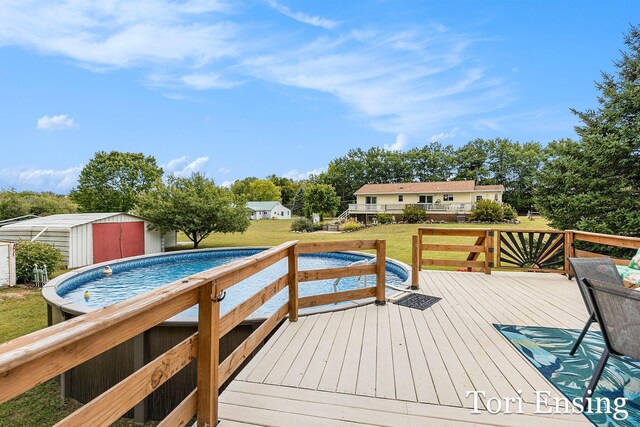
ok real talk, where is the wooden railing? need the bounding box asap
[412,228,640,287]
[0,240,387,426]
[411,228,494,286]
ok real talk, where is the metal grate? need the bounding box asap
[394,294,441,311]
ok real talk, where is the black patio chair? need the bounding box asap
[581,277,640,406]
[568,258,625,356]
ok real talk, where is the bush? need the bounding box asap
[501,203,518,221]
[469,199,504,222]
[15,241,63,283]
[402,205,427,223]
[291,217,316,232]
[375,214,394,224]
[341,219,364,232]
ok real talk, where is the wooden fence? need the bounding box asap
[0,240,387,427]
[412,228,640,287]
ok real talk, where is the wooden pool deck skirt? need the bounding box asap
[218,270,592,426]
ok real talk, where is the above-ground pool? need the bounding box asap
[42,247,409,422]
[46,247,409,321]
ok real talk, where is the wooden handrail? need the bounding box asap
[570,230,640,250]
[0,238,389,426]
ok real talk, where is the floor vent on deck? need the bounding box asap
[394,294,441,311]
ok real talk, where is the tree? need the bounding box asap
[0,190,77,220]
[305,184,340,221]
[535,25,640,236]
[70,151,163,213]
[267,175,299,207]
[136,173,250,249]
[247,179,281,202]
[230,177,257,197]
[291,186,306,217]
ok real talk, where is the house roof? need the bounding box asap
[0,213,143,232]
[246,201,281,211]
[354,181,504,195]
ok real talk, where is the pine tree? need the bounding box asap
[536,25,640,237]
[291,187,306,217]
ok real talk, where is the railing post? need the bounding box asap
[484,230,494,275]
[197,280,220,427]
[411,235,420,290]
[375,240,386,305]
[564,230,574,276]
[288,245,299,321]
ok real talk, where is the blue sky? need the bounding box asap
[0,0,636,192]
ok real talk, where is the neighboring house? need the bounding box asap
[349,180,505,221]
[246,201,291,220]
[0,213,177,268]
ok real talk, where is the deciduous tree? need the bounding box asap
[136,173,250,249]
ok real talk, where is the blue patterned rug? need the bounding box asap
[495,325,640,426]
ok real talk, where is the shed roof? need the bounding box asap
[0,213,142,232]
[354,181,504,195]
[246,201,282,211]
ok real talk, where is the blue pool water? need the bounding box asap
[57,249,408,319]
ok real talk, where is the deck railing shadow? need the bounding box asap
[0,239,387,426]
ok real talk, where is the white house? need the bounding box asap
[246,201,291,220]
[0,213,176,268]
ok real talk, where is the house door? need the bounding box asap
[92,222,145,264]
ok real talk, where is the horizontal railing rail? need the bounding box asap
[348,203,475,213]
[0,239,387,426]
[411,228,640,287]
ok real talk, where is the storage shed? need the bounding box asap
[0,242,16,287]
[0,213,176,268]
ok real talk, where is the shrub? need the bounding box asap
[341,220,364,232]
[501,203,518,221]
[15,241,63,283]
[291,217,315,232]
[469,199,504,222]
[376,214,394,224]
[402,205,427,223]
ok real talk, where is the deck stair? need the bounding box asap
[336,209,350,222]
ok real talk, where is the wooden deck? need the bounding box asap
[218,270,593,426]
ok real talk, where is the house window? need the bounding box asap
[476,195,483,202]
[398,195,403,202]
[281,211,284,216]
[443,194,454,202]
[365,196,377,204]
[418,195,433,204]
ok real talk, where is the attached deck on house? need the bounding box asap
[218,270,592,426]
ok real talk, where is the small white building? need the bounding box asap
[0,213,176,268]
[246,201,291,220]
[0,242,16,287]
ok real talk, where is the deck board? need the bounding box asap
[220,270,592,426]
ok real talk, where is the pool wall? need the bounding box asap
[43,246,410,421]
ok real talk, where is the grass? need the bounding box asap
[0,216,549,425]
[185,216,551,266]
[0,287,154,427]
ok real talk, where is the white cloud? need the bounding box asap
[37,115,78,131]
[266,0,337,30]
[163,155,209,177]
[0,1,237,70]
[218,167,231,175]
[244,28,508,135]
[430,127,458,143]
[384,133,408,151]
[220,180,233,188]
[283,168,324,180]
[162,156,189,171]
[0,165,82,191]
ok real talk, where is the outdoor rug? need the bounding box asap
[495,324,640,426]
[394,293,441,311]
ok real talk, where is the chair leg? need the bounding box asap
[569,313,596,356]
[583,348,609,410]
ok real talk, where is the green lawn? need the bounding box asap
[0,288,154,427]
[184,216,551,266]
